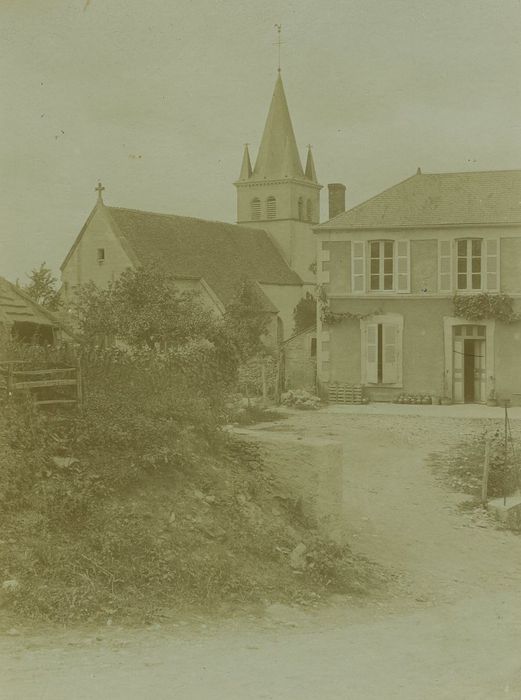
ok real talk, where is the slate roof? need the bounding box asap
[247,74,305,181]
[318,170,521,230]
[105,207,302,306]
[0,276,63,328]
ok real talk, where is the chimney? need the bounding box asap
[328,183,346,220]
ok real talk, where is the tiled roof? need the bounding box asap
[106,207,302,306]
[0,277,63,327]
[318,170,521,230]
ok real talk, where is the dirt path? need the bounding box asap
[2,411,521,699]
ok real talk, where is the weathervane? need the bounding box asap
[274,24,284,73]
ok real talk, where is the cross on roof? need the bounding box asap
[95,181,105,200]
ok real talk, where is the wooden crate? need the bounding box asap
[328,383,363,404]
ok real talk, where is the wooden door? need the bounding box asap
[473,339,486,402]
[453,336,465,403]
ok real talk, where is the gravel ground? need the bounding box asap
[2,408,521,700]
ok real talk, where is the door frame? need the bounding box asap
[443,316,495,403]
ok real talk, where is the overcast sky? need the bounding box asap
[1,0,520,282]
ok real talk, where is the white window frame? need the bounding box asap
[369,240,394,291]
[456,238,483,292]
[353,239,410,294]
[360,314,404,387]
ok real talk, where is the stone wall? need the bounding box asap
[234,428,345,542]
[283,328,317,392]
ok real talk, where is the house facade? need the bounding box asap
[315,170,521,405]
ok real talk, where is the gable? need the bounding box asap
[61,205,136,291]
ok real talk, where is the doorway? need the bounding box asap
[453,325,486,403]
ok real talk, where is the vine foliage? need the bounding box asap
[318,285,381,325]
[453,292,520,324]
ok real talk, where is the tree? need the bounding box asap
[293,292,317,334]
[74,266,218,349]
[23,263,62,311]
[224,278,272,361]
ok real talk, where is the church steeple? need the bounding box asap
[252,73,304,180]
[238,144,252,180]
[234,71,321,282]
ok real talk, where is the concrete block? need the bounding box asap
[487,496,521,531]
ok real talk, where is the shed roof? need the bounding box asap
[318,170,521,230]
[0,276,66,328]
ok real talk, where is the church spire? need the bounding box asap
[238,144,252,180]
[305,145,318,183]
[252,73,304,180]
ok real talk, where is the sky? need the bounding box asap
[1,0,520,282]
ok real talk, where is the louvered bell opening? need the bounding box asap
[266,196,277,219]
[251,198,261,221]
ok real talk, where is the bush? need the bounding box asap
[281,389,321,410]
[430,428,520,499]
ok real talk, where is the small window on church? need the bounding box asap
[251,198,261,220]
[266,196,277,219]
[306,199,313,222]
[298,197,304,221]
[97,248,105,264]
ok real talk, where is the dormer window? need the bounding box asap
[266,196,277,219]
[97,248,105,264]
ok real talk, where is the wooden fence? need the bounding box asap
[2,361,83,407]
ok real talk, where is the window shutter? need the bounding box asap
[365,323,378,384]
[484,239,499,292]
[438,240,452,293]
[395,240,410,293]
[382,324,399,384]
[352,241,366,294]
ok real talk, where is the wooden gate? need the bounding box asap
[3,361,83,407]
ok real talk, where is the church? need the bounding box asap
[60,72,335,346]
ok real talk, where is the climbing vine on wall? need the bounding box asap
[452,292,521,324]
[317,285,381,326]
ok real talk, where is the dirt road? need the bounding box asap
[2,410,521,699]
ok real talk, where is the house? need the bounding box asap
[61,72,321,345]
[315,169,521,405]
[0,276,72,345]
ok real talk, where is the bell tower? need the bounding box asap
[234,73,322,284]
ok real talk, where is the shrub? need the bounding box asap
[281,389,321,410]
[431,428,520,499]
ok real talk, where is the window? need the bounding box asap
[362,315,403,385]
[352,239,410,294]
[298,197,304,221]
[439,238,499,293]
[306,199,313,222]
[310,337,317,357]
[97,248,105,264]
[266,196,277,219]
[370,241,394,290]
[251,198,261,220]
[457,239,482,290]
